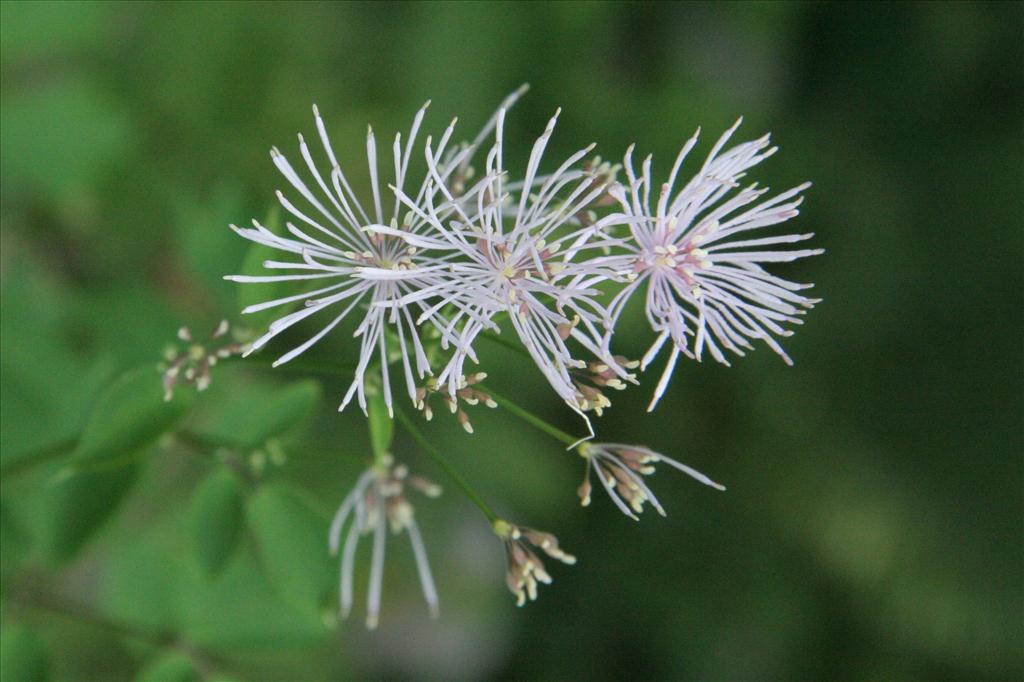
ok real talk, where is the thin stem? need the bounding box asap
[479,384,578,447]
[395,407,497,523]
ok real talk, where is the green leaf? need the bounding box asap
[185,543,329,651]
[246,483,332,616]
[0,77,132,204]
[135,652,199,682]
[0,502,30,596]
[192,378,321,449]
[0,259,116,463]
[46,463,140,564]
[189,469,244,578]
[0,625,50,682]
[367,390,393,459]
[67,367,193,473]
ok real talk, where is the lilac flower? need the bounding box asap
[576,442,724,520]
[328,454,442,629]
[226,102,490,416]
[367,108,634,420]
[606,119,822,410]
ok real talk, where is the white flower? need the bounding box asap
[606,119,822,410]
[225,96,521,415]
[576,442,724,520]
[368,107,634,419]
[328,455,442,629]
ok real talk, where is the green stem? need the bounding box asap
[478,384,578,447]
[479,330,531,359]
[395,408,497,523]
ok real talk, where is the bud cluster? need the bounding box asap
[493,519,576,607]
[160,320,245,401]
[577,442,725,521]
[414,372,496,433]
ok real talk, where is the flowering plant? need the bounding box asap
[217,86,820,626]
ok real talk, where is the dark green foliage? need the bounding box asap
[44,463,140,565]
[188,469,245,578]
[190,378,321,450]
[67,367,193,473]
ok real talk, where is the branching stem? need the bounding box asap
[478,384,578,447]
[395,407,497,524]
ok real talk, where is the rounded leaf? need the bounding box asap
[68,366,192,473]
[193,379,321,450]
[246,483,331,615]
[46,463,139,563]
[189,469,245,577]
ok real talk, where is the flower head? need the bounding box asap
[160,320,244,400]
[607,120,821,410]
[375,107,635,419]
[492,519,575,607]
[226,90,531,416]
[225,101,449,417]
[577,442,724,520]
[328,454,442,629]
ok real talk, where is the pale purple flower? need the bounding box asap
[226,102,496,416]
[328,454,442,629]
[606,119,822,410]
[226,87,537,416]
[576,442,724,520]
[366,107,634,420]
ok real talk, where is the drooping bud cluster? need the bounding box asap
[414,372,496,433]
[329,454,442,629]
[570,356,639,417]
[492,519,576,607]
[160,320,245,401]
[577,442,725,520]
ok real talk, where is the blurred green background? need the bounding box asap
[1,1,1021,680]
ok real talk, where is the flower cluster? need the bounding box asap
[221,87,820,622]
[227,89,818,422]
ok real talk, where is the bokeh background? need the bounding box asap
[1,2,1021,680]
